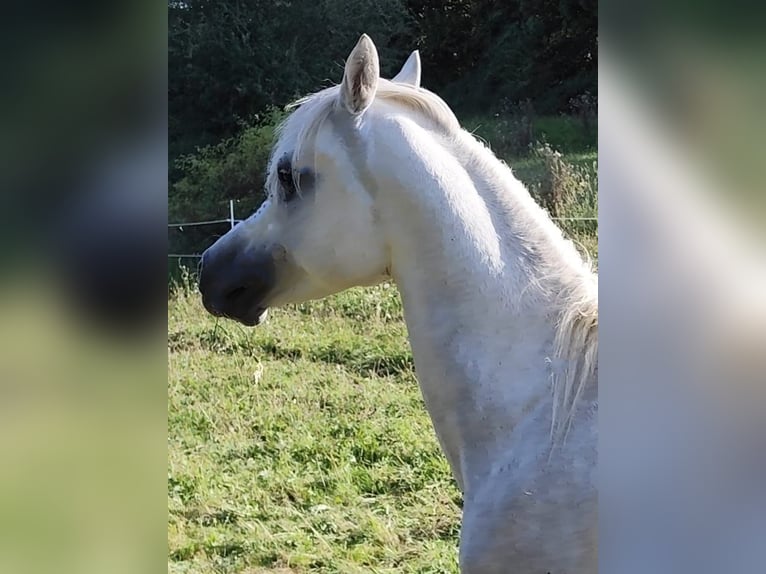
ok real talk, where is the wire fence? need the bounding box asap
[169,200,241,259]
[169,200,597,259]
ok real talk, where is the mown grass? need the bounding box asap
[168,148,597,573]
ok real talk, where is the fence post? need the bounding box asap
[229,200,235,229]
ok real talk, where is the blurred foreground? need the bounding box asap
[0,1,765,572]
[0,275,164,574]
[599,9,766,571]
[1,2,166,573]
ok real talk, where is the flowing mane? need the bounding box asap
[551,279,598,440]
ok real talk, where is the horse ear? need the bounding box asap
[392,50,421,87]
[340,34,380,115]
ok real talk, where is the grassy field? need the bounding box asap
[168,149,597,573]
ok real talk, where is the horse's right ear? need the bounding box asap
[340,34,380,115]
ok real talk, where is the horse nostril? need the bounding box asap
[225,286,249,304]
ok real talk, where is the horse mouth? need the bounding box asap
[236,306,268,326]
[208,285,269,327]
[223,292,268,326]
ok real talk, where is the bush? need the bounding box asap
[531,142,598,261]
[533,143,595,214]
[463,99,535,158]
[169,108,287,257]
[464,106,596,160]
[533,115,596,154]
[169,0,415,160]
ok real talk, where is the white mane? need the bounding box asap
[551,280,598,439]
[274,77,598,441]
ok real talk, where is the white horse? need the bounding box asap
[199,35,598,573]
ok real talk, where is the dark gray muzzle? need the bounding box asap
[198,241,276,326]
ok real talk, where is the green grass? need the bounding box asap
[169,285,461,573]
[168,151,597,573]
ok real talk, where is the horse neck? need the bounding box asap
[375,117,593,353]
[371,117,596,486]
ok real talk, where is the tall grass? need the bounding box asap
[530,143,598,262]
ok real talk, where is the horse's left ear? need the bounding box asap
[392,50,421,88]
[340,34,380,115]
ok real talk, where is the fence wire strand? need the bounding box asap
[168,202,596,258]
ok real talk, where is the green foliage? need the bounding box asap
[169,0,597,165]
[462,103,536,159]
[533,115,597,154]
[532,143,597,216]
[527,144,598,261]
[169,108,287,257]
[463,113,596,159]
[414,0,597,116]
[169,0,415,161]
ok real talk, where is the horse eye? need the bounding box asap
[277,159,297,202]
